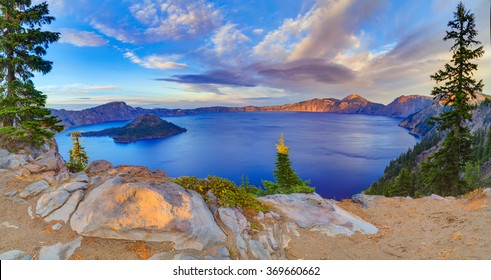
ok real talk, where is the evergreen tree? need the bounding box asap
[67,132,89,172]
[263,133,314,194]
[422,2,484,196]
[0,0,62,147]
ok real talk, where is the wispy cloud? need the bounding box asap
[124,51,188,69]
[211,24,250,56]
[130,0,222,41]
[59,29,108,47]
[39,84,120,95]
[90,19,139,44]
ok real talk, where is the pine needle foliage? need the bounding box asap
[422,1,484,196]
[67,132,89,172]
[0,0,62,146]
[263,133,314,195]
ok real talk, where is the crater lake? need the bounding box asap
[55,112,418,199]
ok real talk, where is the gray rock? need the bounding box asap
[248,240,271,260]
[484,188,491,197]
[149,252,169,260]
[218,207,249,234]
[236,235,248,259]
[60,182,88,192]
[259,235,274,253]
[45,190,84,223]
[70,172,89,183]
[216,247,230,258]
[286,222,300,237]
[39,236,83,260]
[173,253,200,260]
[0,150,28,169]
[0,250,25,260]
[12,198,26,205]
[55,171,70,182]
[52,223,63,231]
[86,160,113,175]
[266,228,279,250]
[427,194,446,200]
[256,211,265,221]
[281,234,291,249]
[23,164,45,173]
[70,178,226,250]
[204,256,231,260]
[19,180,50,198]
[268,211,280,219]
[28,206,34,219]
[260,193,378,236]
[3,191,17,197]
[351,193,382,208]
[36,189,70,217]
[33,149,66,173]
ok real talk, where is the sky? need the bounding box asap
[30,0,491,109]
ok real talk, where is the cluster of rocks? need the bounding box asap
[1,142,379,260]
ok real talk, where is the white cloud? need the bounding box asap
[124,51,188,69]
[131,0,223,41]
[252,28,264,35]
[90,19,139,44]
[211,24,250,56]
[253,0,382,63]
[59,29,108,47]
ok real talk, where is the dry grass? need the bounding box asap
[463,189,487,211]
[465,188,486,201]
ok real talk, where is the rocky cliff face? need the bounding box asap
[377,95,433,118]
[399,93,489,137]
[51,94,432,130]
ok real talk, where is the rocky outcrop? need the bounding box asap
[70,178,227,250]
[259,193,378,236]
[39,237,83,260]
[51,94,432,130]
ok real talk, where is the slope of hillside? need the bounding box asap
[51,94,431,130]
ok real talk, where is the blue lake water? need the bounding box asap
[54,112,418,199]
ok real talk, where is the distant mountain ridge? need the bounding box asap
[50,94,433,130]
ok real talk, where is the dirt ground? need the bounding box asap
[2,169,490,260]
[287,193,491,260]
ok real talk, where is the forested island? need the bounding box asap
[81,114,186,143]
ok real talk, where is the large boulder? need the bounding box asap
[259,193,378,236]
[32,149,67,174]
[0,149,28,169]
[70,178,226,250]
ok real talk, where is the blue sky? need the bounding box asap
[31,0,491,109]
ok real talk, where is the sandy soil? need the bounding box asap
[287,194,491,260]
[2,168,490,260]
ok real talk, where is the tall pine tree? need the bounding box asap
[67,132,89,172]
[422,1,484,196]
[0,0,62,147]
[263,133,314,195]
